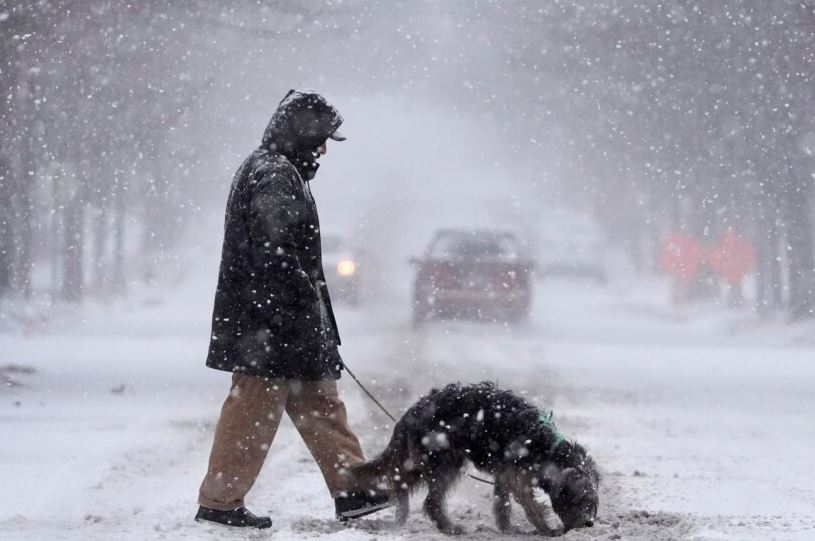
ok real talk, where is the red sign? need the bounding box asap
[708,230,755,285]
[658,232,705,281]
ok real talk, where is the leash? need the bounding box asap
[341,361,397,423]
[342,361,496,486]
[464,472,496,485]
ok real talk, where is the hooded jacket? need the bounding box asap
[206,91,343,380]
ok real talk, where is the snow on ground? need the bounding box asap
[2,266,815,540]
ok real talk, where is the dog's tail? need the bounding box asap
[352,419,409,482]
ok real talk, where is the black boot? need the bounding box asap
[194,506,272,529]
[335,490,393,521]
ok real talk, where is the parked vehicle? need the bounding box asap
[322,233,361,305]
[410,229,533,325]
[537,209,607,284]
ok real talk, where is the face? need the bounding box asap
[548,469,598,532]
[538,464,599,532]
[315,142,327,158]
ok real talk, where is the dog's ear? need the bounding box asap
[558,467,577,490]
[561,467,577,479]
[539,464,572,496]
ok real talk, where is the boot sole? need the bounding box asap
[195,515,272,529]
[337,501,394,521]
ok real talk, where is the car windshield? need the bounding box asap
[428,233,518,260]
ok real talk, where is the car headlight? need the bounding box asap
[337,259,357,277]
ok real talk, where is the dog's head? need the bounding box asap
[548,465,598,531]
[536,445,599,532]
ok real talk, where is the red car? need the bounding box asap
[410,229,534,325]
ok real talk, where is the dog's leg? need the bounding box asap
[423,468,463,535]
[393,477,411,525]
[493,472,512,532]
[513,485,564,537]
[505,472,564,537]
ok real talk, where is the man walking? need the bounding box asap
[195,90,389,529]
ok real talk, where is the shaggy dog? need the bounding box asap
[353,382,598,536]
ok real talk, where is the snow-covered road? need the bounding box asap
[2,274,814,540]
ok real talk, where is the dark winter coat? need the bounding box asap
[206,91,344,380]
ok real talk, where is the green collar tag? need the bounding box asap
[539,410,566,450]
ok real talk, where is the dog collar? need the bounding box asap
[539,410,567,451]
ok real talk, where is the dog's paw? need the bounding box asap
[542,525,564,537]
[543,513,564,535]
[539,516,564,537]
[499,524,525,535]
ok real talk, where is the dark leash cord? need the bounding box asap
[342,360,495,486]
[341,361,397,423]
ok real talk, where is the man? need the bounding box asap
[195,90,390,529]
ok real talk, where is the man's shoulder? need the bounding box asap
[250,150,299,185]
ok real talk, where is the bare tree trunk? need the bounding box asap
[61,198,84,302]
[756,195,784,312]
[141,161,176,284]
[0,19,16,300]
[768,212,785,310]
[785,180,815,320]
[141,173,160,283]
[91,204,108,291]
[16,138,35,299]
[0,156,12,297]
[48,170,63,301]
[112,175,127,292]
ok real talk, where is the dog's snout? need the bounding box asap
[585,519,594,527]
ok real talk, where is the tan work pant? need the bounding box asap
[198,373,367,511]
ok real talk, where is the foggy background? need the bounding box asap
[3,1,813,319]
